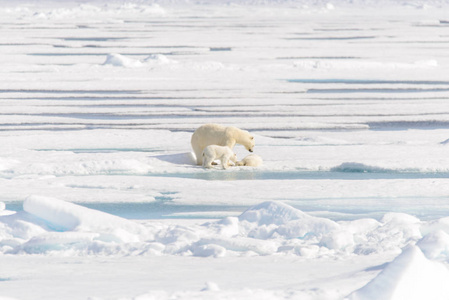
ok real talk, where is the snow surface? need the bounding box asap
[2,0,449,299]
[349,246,449,300]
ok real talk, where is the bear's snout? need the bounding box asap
[249,149,253,152]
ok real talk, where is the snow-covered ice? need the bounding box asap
[2,0,449,299]
[349,246,449,300]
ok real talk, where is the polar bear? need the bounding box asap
[235,154,263,167]
[191,124,255,165]
[202,145,237,169]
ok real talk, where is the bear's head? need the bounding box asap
[235,160,246,166]
[231,127,255,152]
[246,136,255,152]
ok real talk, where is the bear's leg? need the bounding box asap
[203,156,214,168]
[221,157,229,169]
[193,144,204,165]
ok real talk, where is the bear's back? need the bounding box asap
[193,124,228,146]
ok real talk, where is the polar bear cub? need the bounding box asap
[235,154,263,167]
[191,123,255,165]
[202,145,237,169]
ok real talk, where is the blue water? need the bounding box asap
[287,79,449,85]
[286,78,449,94]
[6,196,449,221]
[145,170,449,181]
[4,169,449,221]
[4,201,245,220]
[77,202,245,219]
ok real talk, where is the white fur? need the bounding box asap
[202,145,237,169]
[235,154,263,167]
[191,123,255,165]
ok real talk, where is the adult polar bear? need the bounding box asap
[191,123,255,165]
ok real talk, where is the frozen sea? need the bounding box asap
[1,0,449,299]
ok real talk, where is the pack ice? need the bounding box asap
[2,198,449,298]
[2,0,449,299]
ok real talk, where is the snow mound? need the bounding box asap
[0,199,447,258]
[418,217,449,259]
[19,232,100,254]
[331,162,391,173]
[103,53,177,68]
[24,196,148,243]
[421,216,449,236]
[417,230,449,260]
[201,281,220,292]
[0,201,11,216]
[239,201,308,225]
[154,152,196,165]
[103,54,143,68]
[349,246,449,300]
[144,54,177,66]
[239,201,339,240]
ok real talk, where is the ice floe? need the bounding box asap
[349,246,449,300]
[3,198,449,261]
